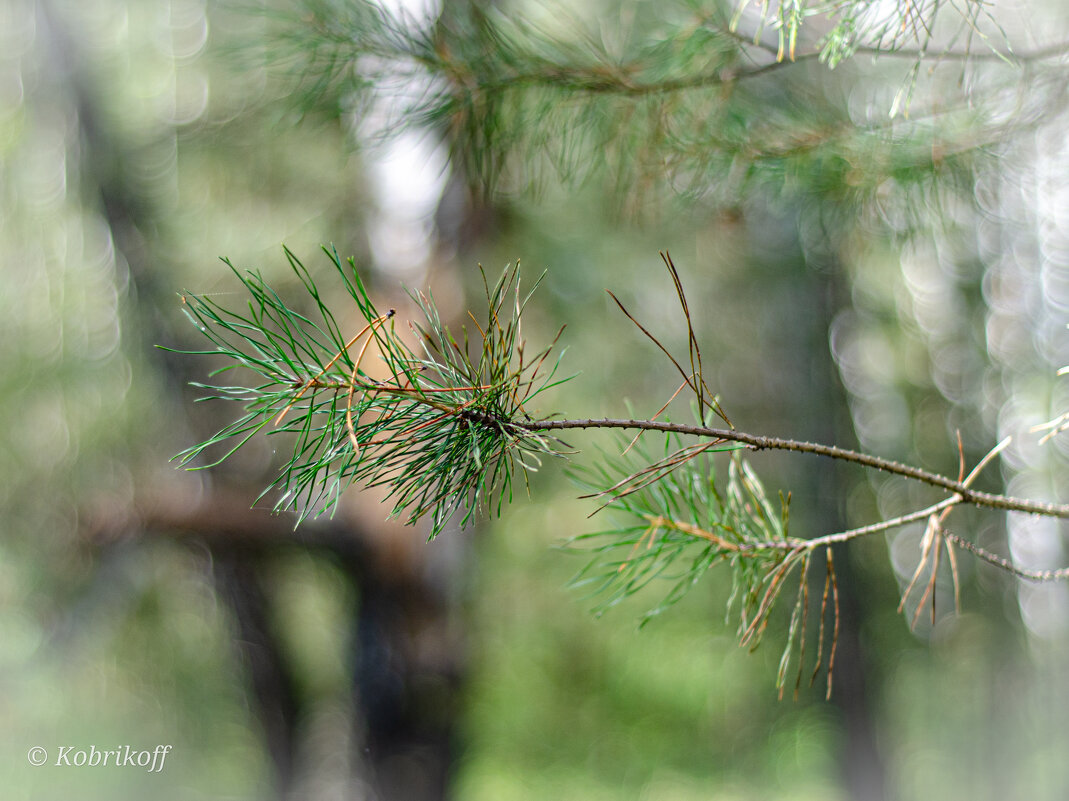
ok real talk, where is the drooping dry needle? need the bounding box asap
[344,314,395,452]
[274,310,395,427]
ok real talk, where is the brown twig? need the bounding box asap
[523,418,1069,519]
[941,532,1069,583]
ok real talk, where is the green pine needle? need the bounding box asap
[169,247,568,537]
[567,434,838,698]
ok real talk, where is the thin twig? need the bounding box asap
[468,34,1069,103]
[942,532,1069,582]
[723,19,1069,65]
[524,418,1069,519]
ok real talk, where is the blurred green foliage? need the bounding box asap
[3,1,1069,800]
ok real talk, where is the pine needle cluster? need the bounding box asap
[570,434,839,698]
[168,247,566,536]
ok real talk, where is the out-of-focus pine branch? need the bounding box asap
[246,0,1068,212]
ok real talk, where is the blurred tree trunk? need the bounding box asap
[45,2,467,796]
[213,553,303,790]
[787,216,888,801]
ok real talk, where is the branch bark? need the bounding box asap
[524,417,1069,519]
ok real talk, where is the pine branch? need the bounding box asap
[523,418,1069,519]
[166,246,566,537]
[171,247,1069,697]
[248,0,1063,207]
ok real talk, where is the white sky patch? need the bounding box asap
[363,0,449,282]
[367,130,450,281]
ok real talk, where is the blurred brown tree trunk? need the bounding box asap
[45,1,468,795]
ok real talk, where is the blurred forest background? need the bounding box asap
[2,0,1069,799]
